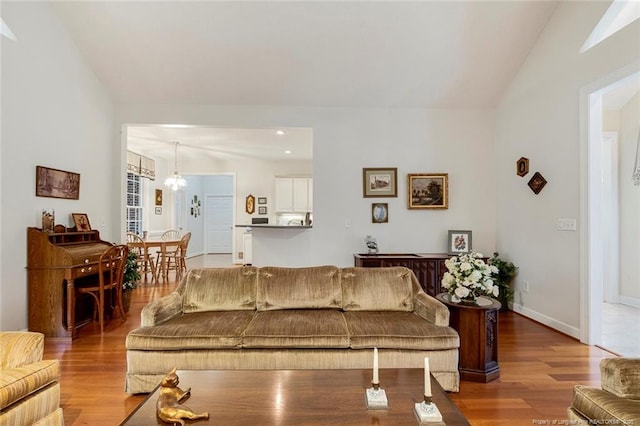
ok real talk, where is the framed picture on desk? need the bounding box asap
[71,213,91,232]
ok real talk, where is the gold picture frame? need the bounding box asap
[245,194,255,214]
[408,173,448,209]
[363,168,398,198]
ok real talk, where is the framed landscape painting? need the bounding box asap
[408,173,448,209]
[363,168,397,198]
[35,166,80,200]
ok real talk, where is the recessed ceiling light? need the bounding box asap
[284,150,292,155]
[276,129,287,136]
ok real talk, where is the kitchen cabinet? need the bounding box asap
[275,177,312,213]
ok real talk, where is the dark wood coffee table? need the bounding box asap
[121,369,469,425]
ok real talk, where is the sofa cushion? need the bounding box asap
[0,360,59,410]
[341,267,413,311]
[571,385,640,424]
[181,267,258,313]
[256,266,341,311]
[126,311,256,350]
[344,311,460,350]
[242,310,350,348]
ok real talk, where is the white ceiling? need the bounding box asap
[50,1,638,160]
[127,125,313,161]
[52,1,559,109]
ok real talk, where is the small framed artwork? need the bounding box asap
[155,189,163,206]
[363,168,398,198]
[408,173,448,209]
[41,209,55,233]
[71,213,91,232]
[516,157,529,177]
[528,172,547,194]
[245,194,256,214]
[448,230,472,255]
[36,166,80,200]
[371,203,388,223]
[258,197,267,205]
[155,207,162,215]
[258,206,267,215]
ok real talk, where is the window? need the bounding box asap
[581,0,640,53]
[126,173,143,235]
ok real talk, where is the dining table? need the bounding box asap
[126,238,182,283]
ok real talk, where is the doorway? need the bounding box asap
[205,195,233,254]
[581,66,640,356]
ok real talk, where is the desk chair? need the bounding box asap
[76,244,128,334]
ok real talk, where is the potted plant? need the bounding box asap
[488,252,518,311]
[122,251,140,312]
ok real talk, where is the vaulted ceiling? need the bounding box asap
[52,1,559,109]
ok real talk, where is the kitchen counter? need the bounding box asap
[235,225,312,229]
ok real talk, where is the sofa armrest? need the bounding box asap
[141,292,183,326]
[600,357,640,399]
[413,293,450,326]
[0,332,44,369]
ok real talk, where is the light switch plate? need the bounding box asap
[557,218,577,231]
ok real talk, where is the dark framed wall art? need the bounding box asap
[35,166,80,200]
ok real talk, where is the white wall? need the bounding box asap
[619,92,640,303]
[116,105,497,268]
[1,3,114,330]
[495,1,640,336]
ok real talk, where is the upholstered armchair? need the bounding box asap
[568,357,640,424]
[0,332,64,425]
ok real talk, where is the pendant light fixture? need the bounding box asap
[164,141,187,191]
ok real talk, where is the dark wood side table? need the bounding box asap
[436,293,501,383]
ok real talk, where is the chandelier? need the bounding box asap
[164,141,187,191]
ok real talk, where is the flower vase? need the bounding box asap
[458,296,478,306]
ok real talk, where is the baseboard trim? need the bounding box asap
[619,296,640,309]
[512,303,580,339]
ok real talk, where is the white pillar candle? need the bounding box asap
[373,347,379,384]
[424,357,432,397]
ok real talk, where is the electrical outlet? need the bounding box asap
[345,218,352,228]
[522,280,530,293]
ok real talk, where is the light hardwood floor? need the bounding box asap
[43,259,615,425]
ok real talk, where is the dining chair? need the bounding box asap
[157,232,191,281]
[161,230,181,240]
[155,230,182,281]
[75,244,128,334]
[126,232,154,281]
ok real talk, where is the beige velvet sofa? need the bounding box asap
[568,357,640,424]
[125,266,460,394]
[0,332,64,426]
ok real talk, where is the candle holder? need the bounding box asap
[365,382,389,409]
[414,395,442,424]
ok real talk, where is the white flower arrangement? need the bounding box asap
[441,251,499,303]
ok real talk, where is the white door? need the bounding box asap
[205,195,233,253]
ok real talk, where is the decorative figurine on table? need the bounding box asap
[156,368,209,425]
[365,235,378,255]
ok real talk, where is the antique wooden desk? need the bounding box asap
[26,227,113,340]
